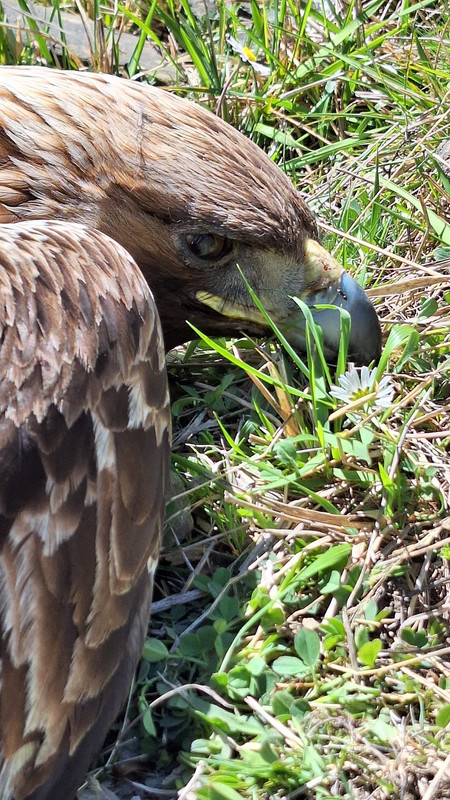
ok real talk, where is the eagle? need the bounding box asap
[0,67,382,800]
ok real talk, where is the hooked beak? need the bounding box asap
[279,240,382,365]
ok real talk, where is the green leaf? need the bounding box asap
[218,596,241,623]
[254,123,300,149]
[302,743,326,776]
[271,690,295,716]
[213,618,228,636]
[436,704,450,729]
[375,324,417,377]
[197,784,244,800]
[295,544,352,583]
[227,666,251,696]
[358,639,382,667]
[401,628,428,648]
[355,627,370,650]
[426,208,450,245]
[433,245,450,260]
[194,700,264,736]
[179,633,202,657]
[419,298,438,319]
[141,707,156,736]
[366,715,397,744]
[247,657,266,676]
[261,605,285,630]
[209,568,233,592]
[272,656,310,677]
[294,629,321,667]
[364,600,379,622]
[142,638,169,663]
[319,569,342,595]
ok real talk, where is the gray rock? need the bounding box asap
[1,0,176,81]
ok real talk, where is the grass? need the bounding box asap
[1,0,450,798]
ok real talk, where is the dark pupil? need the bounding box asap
[188,234,221,259]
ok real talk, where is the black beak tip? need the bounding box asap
[340,272,382,365]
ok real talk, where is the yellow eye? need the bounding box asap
[185,233,231,261]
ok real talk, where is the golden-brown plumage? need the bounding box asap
[0,221,170,799]
[0,67,382,800]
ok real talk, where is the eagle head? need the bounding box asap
[0,68,381,364]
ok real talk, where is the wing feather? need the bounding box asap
[0,220,170,800]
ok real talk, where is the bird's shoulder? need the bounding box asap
[0,220,170,799]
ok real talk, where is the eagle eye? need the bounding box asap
[185,233,231,261]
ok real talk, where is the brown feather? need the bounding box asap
[0,221,170,800]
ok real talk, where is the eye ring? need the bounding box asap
[185,233,232,261]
